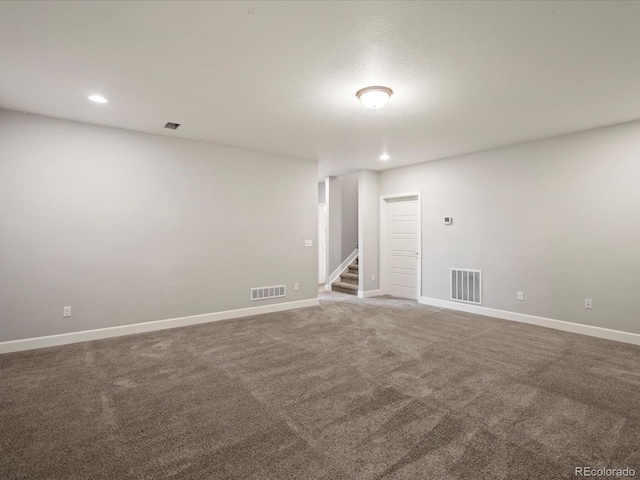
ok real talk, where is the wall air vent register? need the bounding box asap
[251,285,286,301]
[451,269,482,305]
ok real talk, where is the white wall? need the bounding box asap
[358,170,379,293]
[0,109,317,343]
[380,121,640,335]
[340,174,359,258]
[318,181,325,204]
[326,177,342,275]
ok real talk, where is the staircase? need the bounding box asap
[331,257,359,295]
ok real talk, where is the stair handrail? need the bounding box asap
[325,248,359,290]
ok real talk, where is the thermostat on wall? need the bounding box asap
[444,217,453,225]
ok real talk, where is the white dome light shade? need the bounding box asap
[356,86,393,109]
[88,95,108,103]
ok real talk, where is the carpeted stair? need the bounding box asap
[331,257,359,295]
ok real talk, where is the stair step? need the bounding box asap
[332,281,357,290]
[348,264,359,273]
[340,273,360,285]
[340,276,358,285]
[331,281,358,295]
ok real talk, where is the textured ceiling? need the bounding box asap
[1,1,640,177]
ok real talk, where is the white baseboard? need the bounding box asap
[324,284,332,291]
[358,289,382,298]
[0,298,320,355]
[419,296,640,346]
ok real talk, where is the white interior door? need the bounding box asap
[318,204,327,284]
[386,198,420,299]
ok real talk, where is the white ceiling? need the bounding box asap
[2,1,640,178]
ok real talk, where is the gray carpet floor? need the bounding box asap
[1,290,639,479]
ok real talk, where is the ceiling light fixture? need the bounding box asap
[356,86,393,109]
[379,153,390,161]
[88,95,108,103]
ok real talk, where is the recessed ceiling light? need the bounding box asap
[379,153,390,161]
[88,95,108,104]
[356,86,393,109]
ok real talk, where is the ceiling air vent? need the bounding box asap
[164,122,181,130]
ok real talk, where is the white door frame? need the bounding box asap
[318,203,327,284]
[379,192,422,299]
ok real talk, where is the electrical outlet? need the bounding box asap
[517,291,524,301]
[63,306,71,317]
[372,274,375,281]
[585,299,592,310]
[294,282,299,291]
[304,240,312,247]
